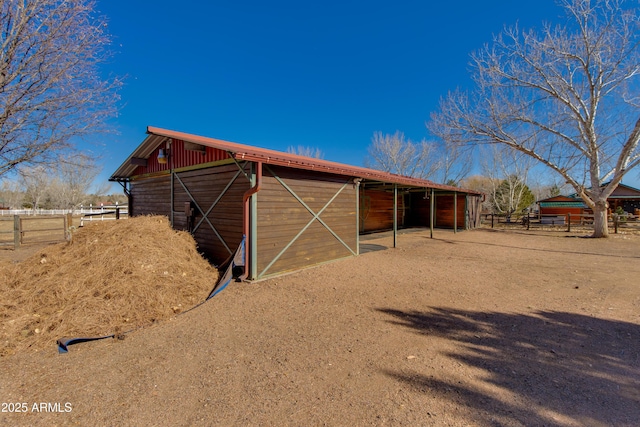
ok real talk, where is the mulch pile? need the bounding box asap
[0,216,218,356]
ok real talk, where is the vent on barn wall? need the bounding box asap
[184,141,206,154]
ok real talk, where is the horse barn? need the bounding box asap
[110,127,483,280]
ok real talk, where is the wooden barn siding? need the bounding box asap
[171,164,249,265]
[360,189,405,233]
[435,194,466,229]
[130,175,171,217]
[256,166,357,277]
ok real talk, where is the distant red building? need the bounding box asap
[538,183,640,222]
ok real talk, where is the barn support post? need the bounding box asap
[241,161,262,281]
[249,163,259,280]
[430,188,435,239]
[116,180,131,216]
[355,179,361,255]
[465,195,469,230]
[169,139,174,227]
[393,184,398,248]
[454,191,458,233]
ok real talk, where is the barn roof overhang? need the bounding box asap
[110,126,482,196]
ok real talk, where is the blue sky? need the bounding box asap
[93,0,638,190]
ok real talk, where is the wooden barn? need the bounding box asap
[538,195,586,223]
[110,127,483,280]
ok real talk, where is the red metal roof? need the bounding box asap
[110,126,481,194]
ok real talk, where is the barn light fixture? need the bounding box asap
[157,148,168,164]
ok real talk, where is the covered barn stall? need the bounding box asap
[111,127,482,280]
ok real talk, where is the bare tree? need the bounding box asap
[0,0,121,176]
[479,145,537,217]
[286,145,324,158]
[429,0,640,237]
[19,166,50,209]
[0,178,22,208]
[437,143,474,186]
[52,153,101,209]
[365,131,441,179]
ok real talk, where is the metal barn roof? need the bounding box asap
[110,126,481,195]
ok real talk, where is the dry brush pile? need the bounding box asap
[0,216,218,356]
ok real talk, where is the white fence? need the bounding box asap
[0,204,128,220]
[79,204,128,225]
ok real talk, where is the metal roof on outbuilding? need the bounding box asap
[110,126,481,195]
[539,201,587,208]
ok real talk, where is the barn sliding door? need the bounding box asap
[172,163,250,265]
[256,165,357,278]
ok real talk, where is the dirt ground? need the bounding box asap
[1,226,639,426]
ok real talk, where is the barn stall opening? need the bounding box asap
[110,127,483,280]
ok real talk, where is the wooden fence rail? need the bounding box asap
[0,206,129,250]
[483,213,640,233]
[0,214,73,249]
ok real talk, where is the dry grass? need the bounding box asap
[0,216,218,356]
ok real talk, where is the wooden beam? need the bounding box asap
[184,141,206,153]
[130,157,147,167]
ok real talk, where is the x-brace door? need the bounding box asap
[258,165,357,278]
[173,162,250,259]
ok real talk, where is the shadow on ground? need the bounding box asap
[359,243,388,254]
[429,231,640,259]
[377,307,640,426]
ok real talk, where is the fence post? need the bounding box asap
[614,215,618,234]
[115,207,120,220]
[567,213,571,232]
[13,215,20,249]
[491,214,494,228]
[65,213,72,240]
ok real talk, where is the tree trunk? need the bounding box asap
[591,200,609,238]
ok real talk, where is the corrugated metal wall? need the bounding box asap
[133,139,231,176]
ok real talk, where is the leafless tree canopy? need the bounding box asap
[477,145,537,215]
[286,145,324,158]
[53,153,101,209]
[365,131,440,180]
[10,154,103,209]
[429,0,640,237]
[0,0,121,176]
[365,131,472,184]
